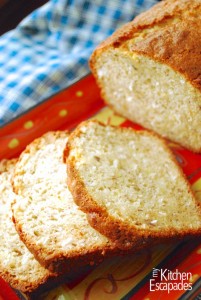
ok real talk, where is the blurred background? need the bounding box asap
[0,0,48,35]
[0,0,160,126]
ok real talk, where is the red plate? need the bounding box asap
[0,277,20,300]
[0,74,201,300]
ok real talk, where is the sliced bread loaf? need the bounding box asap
[0,159,56,295]
[64,121,201,250]
[12,131,116,274]
[90,0,201,152]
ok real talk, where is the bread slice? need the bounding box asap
[12,131,116,274]
[0,159,56,295]
[64,121,201,250]
[90,0,201,152]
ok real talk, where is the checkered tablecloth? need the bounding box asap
[0,0,159,127]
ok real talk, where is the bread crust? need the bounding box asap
[11,206,117,273]
[90,0,201,91]
[65,120,201,250]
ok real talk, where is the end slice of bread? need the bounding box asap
[0,159,56,295]
[65,121,201,250]
[90,0,201,152]
[12,131,117,274]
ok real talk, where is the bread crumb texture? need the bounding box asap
[12,131,112,272]
[0,159,53,293]
[66,121,201,246]
[90,0,201,152]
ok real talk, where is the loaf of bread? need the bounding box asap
[65,121,201,250]
[0,159,56,295]
[90,0,201,153]
[12,131,117,274]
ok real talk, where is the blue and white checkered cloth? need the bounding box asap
[0,0,159,126]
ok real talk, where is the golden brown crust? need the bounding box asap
[0,158,17,174]
[11,205,117,274]
[65,120,201,250]
[131,19,201,91]
[90,0,201,91]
